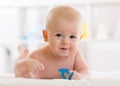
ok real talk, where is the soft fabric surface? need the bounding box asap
[0,78,120,86]
[0,72,120,86]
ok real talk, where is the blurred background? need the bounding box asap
[0,0,120,73]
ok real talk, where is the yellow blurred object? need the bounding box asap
[82,22,88,39]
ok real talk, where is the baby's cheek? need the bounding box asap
[51,40,58,46]
[50,45,57,51]
[70,46,77,53]
[51,44,56,50]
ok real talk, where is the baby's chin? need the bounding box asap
[57,52,70,57]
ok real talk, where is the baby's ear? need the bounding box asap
[42,29,48,42]
[80,35,83,40]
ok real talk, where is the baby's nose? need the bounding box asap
[62,39,69,45]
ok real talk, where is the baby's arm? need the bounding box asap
[72,50,90,79]
[14,46,44,78]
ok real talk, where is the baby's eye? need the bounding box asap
[55,33,62,37]
[69,35,76,39]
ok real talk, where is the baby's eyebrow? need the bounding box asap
[69,33,77,36]
[54,32,62,34]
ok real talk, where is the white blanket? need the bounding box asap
[0,72,120,86]
[0,78,120,86]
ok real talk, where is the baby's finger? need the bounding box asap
[69,70,78,79]
[76,76,81,80]
[30,72,36,78]
[33,64,44,73]
[31,70,35,75]
[36,65,42,71]
[72,74,80,79]
[37,65,43,71]
[34,67,39,73]
[32,66,39,73]
[71,71,81,80]
[74,74,81,80]
[39,63,45,71]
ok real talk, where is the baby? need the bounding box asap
[14,6,90,80]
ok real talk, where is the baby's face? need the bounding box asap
[47,19,82,57]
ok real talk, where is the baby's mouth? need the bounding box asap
[61,48,68,50]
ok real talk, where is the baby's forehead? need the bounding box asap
[50,25,81,34]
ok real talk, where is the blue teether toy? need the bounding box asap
[58,68,74,80]
[68,71,74,80]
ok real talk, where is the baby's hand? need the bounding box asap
[69,70,81,80]
[26,59,45,74]
[25,56,45,78]
[18,45,45,78]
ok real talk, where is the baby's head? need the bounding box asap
[46,6,82,30]
[43,6,83,41]
[43,6,83,57]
